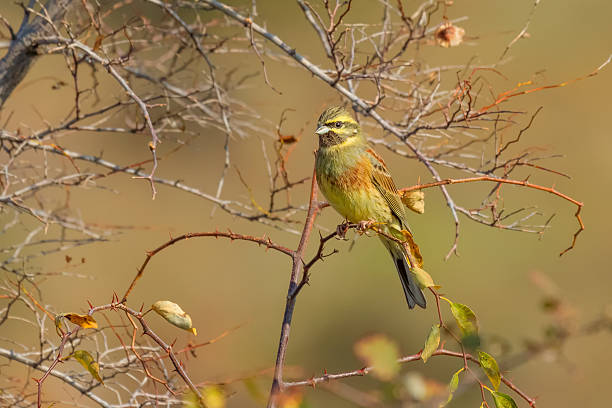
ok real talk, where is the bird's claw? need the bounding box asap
[356,220,375,233]
[335,221,351,239]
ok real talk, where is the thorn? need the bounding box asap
[87,299,94,309]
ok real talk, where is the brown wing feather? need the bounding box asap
[366,149,412,233]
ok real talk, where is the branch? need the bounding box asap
[0,0,75,106]
[0,132,299,233]
[201,0,461,256]
[39,36,161,198]
[267,168,322,408]
[400,176,584,255]
[284,348,537,407]
[122,230,293,302]
[0,346,113,408]
[89,302,207,407]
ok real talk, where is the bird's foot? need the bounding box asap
[335,221,351,239]
[356,220,376,234]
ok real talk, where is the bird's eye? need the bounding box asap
[334,121,343,128]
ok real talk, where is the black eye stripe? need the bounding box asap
[326,121,344,128]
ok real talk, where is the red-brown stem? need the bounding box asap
[35,329,75,408]
[401,176,584,256]
[284,348,536,407]
[267,169,320,408]
[89,303,206,406]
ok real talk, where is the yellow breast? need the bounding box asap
[316,155,392,224]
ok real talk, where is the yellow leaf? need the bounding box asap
[277,389,304,408]
[67,350,104,384]
[204,385,225,408]
[183,385,226,408]
[354,334,400,381]
[400,230,424,267]
[61,313,98,329]
[402,190,425,214]
[478,351,501,391]
[54,315,65,336]
[440,367,464,407]
[152,300,197,335]
[411,266,440,290]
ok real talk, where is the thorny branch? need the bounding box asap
[0,1,606,407]
[201,0,608,258]
[401,176,584,256]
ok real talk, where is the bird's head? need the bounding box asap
[315,106,362,148]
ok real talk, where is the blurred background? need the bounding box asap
[1,0,611,407]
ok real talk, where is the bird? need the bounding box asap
[314,106,426,309]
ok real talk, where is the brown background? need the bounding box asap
[2,0,611,406]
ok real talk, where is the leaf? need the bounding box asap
[67,350,103,384]
[152,300,197,335]
[203,385,226,408]
[278,389,305,408]
[54,315,65,336]
[183,385,226,408]
[421,325,440,363]
[440,367,463,407]
[400,230,424,267]
[61,313,98,329]
[450,302,478,337]
[435,22,465,48]
[478,351,501,390]
[401,190,425,214]
[354,334,400,381]
[411,266,440,290]
[492,391,518,408]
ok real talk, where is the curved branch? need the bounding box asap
[122,230,294,302]
[400,176,584,255]
[201,0,461,256]
[284,348,537,407]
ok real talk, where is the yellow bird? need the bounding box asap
[314,106,426,309]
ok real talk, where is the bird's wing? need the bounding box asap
[366,148,412,233]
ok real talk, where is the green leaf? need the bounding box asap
[354,334,400,381]
[421,325,440,363]
[411,266,440,289]
[66,350,103,384]
[440,367,463,407]
[478,351,501,390]
[492,391,518,408]
[450,302,478,337]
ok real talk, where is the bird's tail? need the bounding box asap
[381,238,426,309]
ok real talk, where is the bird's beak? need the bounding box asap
[315,125,331,135]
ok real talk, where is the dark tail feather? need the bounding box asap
[391,250,426,309]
